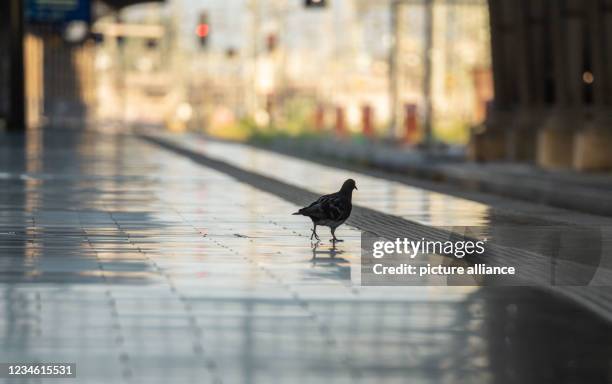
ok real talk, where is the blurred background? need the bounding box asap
[2,0,493,148]
[5,0,612,172]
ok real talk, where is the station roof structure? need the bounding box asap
[101,0,165,9]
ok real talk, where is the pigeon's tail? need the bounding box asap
[292,211,302,215]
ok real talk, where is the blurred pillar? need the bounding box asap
[42,33,89,122]
[522,0,551,160]
[314,104,325,132]
[0,2,9,124]
[266,93,274,126]
[479,0,612,171]
[24,33,44,128]
[599,0,612,108]
[472,68,492,123]
[361,105,374,138]
[421,0,434,149]
[470,0,518,161]
[488,1,517,108]
[537,0,585,169]
[527,0,551,108]
[5,0,26,131]
[507,0,540,162]
[573,0,612,171]
[334,106,346,136]
[387,0,399,139]
[403,103,418,144]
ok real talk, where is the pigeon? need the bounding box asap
[292,179,357,242]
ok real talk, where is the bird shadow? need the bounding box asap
[310,241,346,263]
[308,241,351,281]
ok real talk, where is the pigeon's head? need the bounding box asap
[341,179,358,193]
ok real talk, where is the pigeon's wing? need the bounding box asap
[321,194,350,221]
[299,193,350,221]
[299,193,337,220]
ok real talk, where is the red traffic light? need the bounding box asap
[196,23,209,38]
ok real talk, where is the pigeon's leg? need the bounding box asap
[310,225,320,241]
[331,227,343,242]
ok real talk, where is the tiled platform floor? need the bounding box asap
[1,127,612,384]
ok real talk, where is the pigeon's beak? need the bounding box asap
[354,185,358,190]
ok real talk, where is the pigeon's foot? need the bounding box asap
[310,228,320,241]
[330,228,342,243]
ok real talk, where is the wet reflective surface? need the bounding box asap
[168,137,492,227]
[1,127,612,383]
[172,135,612,228]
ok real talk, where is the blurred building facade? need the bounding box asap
[0,0,166,131]
[8,0,612,173]
[474,0,612,171]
